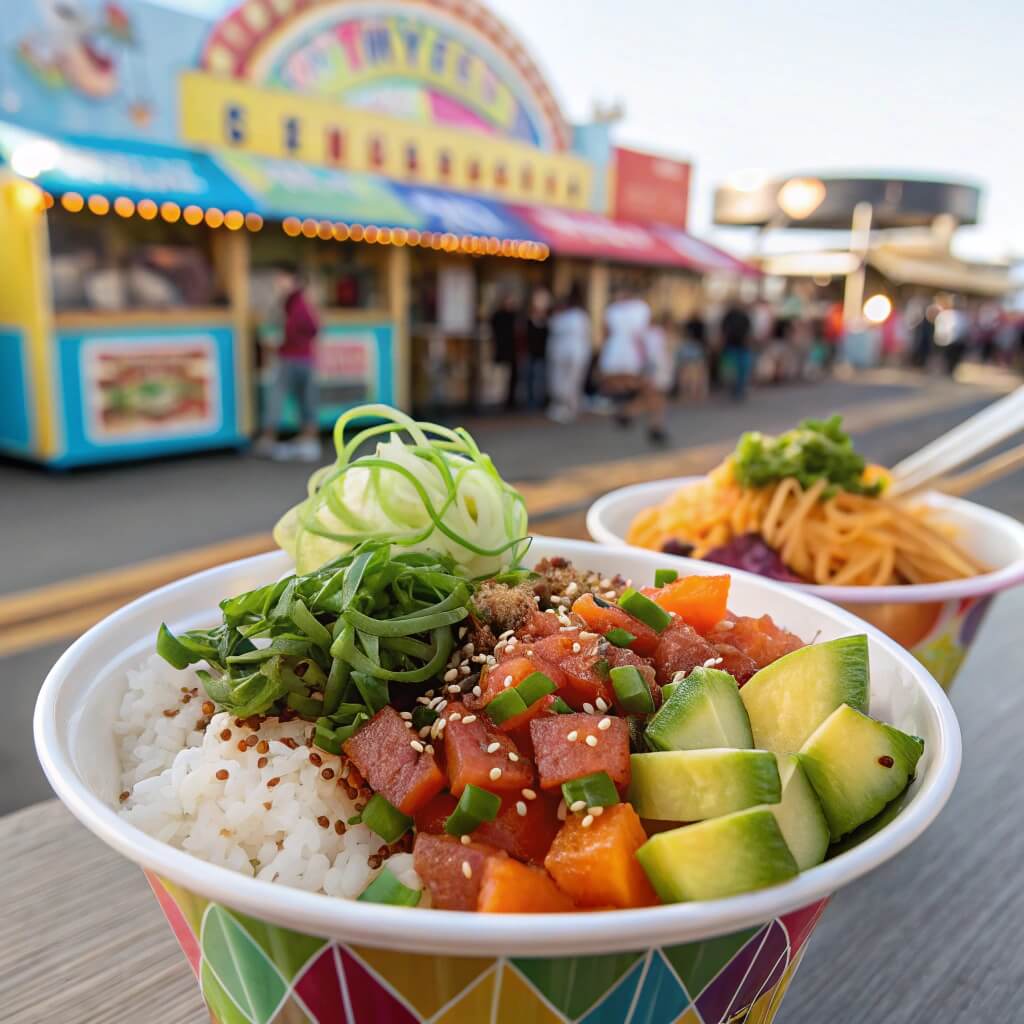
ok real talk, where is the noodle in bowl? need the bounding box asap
[588,477,1024,689]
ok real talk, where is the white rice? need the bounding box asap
[115,654,424,902]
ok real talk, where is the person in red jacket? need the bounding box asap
[255,263,322,462]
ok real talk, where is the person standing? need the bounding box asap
[525,287,551,410]
[546,284,592,423]
[490,291,520,411]
[719,302,754,400]
[255,264,321,462]
[641,312,673,444]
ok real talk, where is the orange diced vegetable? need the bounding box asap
[648,575,730,635]
[477,857,575,913]
[544,804,659,909]
[343,706,445,815]
[572,593,660,656]
[530,713,631,791]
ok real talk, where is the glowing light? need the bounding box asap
[317,220,333,240]
[363,225,379,243]
[43,191,55,210]
[406,229,420,245]
[332,223,350,241]
[182,205,204,226]
[244,212,263,231]
[392,228,407,245]
[377,227,392,244]
[9,180,44,213]
[300,218,318,238]
[863,294,892,324]
[160,201,181,223]
[113,196,135,218]
[224,210,244,230]
[86,194,109,215]
[205,208,225,228]
[777,177,826,220]
[10,139,58,179]
[137,199,159,220]
[282,217,301,237]
[349,224,365,242]
[728,168,769,192]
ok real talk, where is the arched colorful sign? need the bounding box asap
[198,0,569,152]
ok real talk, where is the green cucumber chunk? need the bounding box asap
[797,703,924,842]
[637,808,799,902]
[628,748,781,821]
[645,667,753,751]
[758,753,830,870]
[741,634,870,755]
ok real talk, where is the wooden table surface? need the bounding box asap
[5,588,1022,1024]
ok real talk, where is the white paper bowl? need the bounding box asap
[588,479,1024,688]
[35,537,959,959]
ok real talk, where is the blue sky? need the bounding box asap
[156,0,1021,262]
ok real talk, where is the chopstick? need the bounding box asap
[929,441,1024,499]
[887,386,1024,497]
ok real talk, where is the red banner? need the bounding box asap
[612,147,691,229]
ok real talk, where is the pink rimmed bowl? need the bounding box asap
[588,479,1024,690]
[35,537,960,1024]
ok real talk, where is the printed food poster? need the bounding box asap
[316,329,377,407]
[81,336,221,441]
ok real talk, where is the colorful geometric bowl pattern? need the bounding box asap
[148,873,828,1024]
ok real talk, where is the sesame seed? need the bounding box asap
[526,650,534,657]
[486,741,501,753]
[559,625,577,632]
[461,860,473,879]
[569,800,587,813]
[600,578,612,588]
[425,744,434,755]
[472,685,482,697]
[508,752,519,762]
[257,757,268,768]
[581,814,595,828]
[489,767,503,781]
[462,715,477,724]
[579,631,599,640]
[598,717,612,731]
[256,740,269,754]
[444,668,458,683]
[595,697,609,711]
[215,769,229,781]
[582,702,595,714]
[416,696,432,705]
[162,708,179,718]
[499,629,514,639]
[317,816,330,829]
[604,591,618,599]
[449,711,462,721]
[335,820,346,835]
[522,788,537,800]
[556,800,567,820]
[219,729,232,742]
[447,684,462,694]
[461,834,472,845]
[399,711,413,720]
[410,740,425,752]
[459,665,471,675]
[516,801,528,817]
[566,731,578,742]
[572,642,581,654]
[565,581,579,595]
[201,701,215,716]
[267,776,281,788]
[118,791,129,803]
[459,626,468,639]
[503,675,513,688]
[589,806,605,817]
[463,642,475,656]
[419,726,431,738]
[585,735,599,748]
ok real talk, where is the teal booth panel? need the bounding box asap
[0,326,33,455]
[53,324,245,467]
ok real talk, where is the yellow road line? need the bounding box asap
[0,383,990,658]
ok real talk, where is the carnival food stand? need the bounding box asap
[0,0,751,467]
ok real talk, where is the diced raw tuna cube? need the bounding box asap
[572,593,660,656]
[413,833,505,910]
[530,713,631,791]
[442,702,535,795]
[343,706,445,815]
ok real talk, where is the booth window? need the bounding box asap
[494,162,508,188]
[568,178,581,200]
[467,158,481,184]
[520,166,534,193]
[251,232,389,314]
[369,135,386,170]
[405,143,419,175]
[545,174,559,199]
[48,207,227,314]
[438,149,452,180]
[325,126,346,164]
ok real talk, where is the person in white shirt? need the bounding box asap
[546,284,592,423]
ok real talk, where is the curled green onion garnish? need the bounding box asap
[273,404,530,576]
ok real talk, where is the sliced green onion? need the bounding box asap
[322,659,349,717]
[610,665,655,714]
[548,696,574,714]
[334,712,369,744]
[444,784,501,836]
[485,687,528,725]
[411,706,439,731]
[290,599,333,650]
[361,793,413,843]
[605,627,636,648]
[660,681,679,702]
[618,588,672,633]
[347,813,363,825]
[654,568,679,588]
[352,671,390,714]
[517,671,556,707]
[285,692,324,718]
[314,721,343,755]
[561,771,620,809]
[358,868,421,907]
